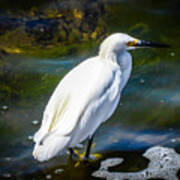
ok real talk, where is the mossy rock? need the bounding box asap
[68,29,82,42]
[58,28,68,42]
[0,0,107,54]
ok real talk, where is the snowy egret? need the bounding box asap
[33,33,169,162]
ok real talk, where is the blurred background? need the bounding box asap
[0,0,180,179]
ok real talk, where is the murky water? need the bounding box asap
[0,0,180,179]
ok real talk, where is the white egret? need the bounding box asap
[33,33,169,162]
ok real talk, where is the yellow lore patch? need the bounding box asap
[126,39,138,46]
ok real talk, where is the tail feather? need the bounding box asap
[33,134,70,162]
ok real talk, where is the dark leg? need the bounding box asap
[68,148,79,159]
[69,148,74,156]
[84,135,94,161]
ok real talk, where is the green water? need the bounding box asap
[0,0,180,179]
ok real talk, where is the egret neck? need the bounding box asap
[117,50,132,92]
[99,41,132,93]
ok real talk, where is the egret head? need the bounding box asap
[99,33,169,59]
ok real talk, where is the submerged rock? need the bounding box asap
[92,146,180,180]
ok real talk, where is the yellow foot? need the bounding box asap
[73,142,102,167]
[74,152,102,167]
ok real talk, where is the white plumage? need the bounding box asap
[33,33,167,162]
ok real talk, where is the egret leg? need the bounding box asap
[84,135,94,161]
[69,148,74,157]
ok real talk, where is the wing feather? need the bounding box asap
[34,57,121,143]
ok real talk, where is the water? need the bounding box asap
[0,0,180,179]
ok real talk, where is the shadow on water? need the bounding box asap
[0,0,180,179]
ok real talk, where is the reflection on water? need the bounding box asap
[20,58,81,74]
[0,56,80,74]
[96,127,180,152]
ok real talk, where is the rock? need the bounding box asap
[25,18,59,45]
[81,22,90,33]
[0,0,107,56]
[0,16,23,35]
[69,28,81,42]
[58,28,68,42]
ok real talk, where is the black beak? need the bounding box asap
[135,40,170,48]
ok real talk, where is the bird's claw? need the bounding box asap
[74,153,102,167]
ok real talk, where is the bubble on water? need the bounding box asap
[28,135,34,141]
[140,78,145,84]
[170,52,175,56]
[171,139,176,143]
[92,146,180,180]
[32,120,39,125]
[100,158,123,170]
[160,99,165,103]
[46,174,52,179]
[40,28,44,32]
[2,105,8,110]
[54,168,64,174]
[5,157,12,161]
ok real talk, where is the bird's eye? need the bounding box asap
[126,40,138,46]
